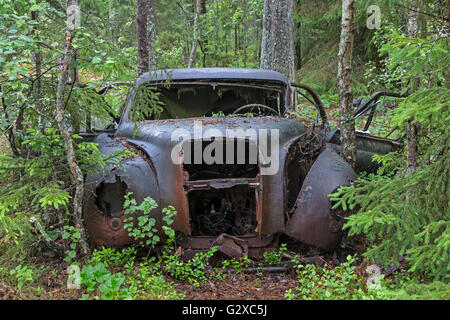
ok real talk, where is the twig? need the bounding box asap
[96,81,134,95]
[318,256,334,269]
[30,217,65,255]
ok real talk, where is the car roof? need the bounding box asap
[135,68,290,86]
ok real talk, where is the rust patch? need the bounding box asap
[114,137,158,178]
[212,233,249,258]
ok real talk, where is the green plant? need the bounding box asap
[221,256,251,274]
[132,274,184,300]
[123,193,178,248]
[163,246,218,287]
[211,110,225,117]
[285,255,372,300]
[89,247,137,267]
[123,193,159,246]
[80,263,131,300]
[329,26,449,282]
[263,243,287,265]
[374,277,450,300]
[212,267,227,281]
[161,205,177,238]
[126,261,184,300]
[0,127,132,258]
[330,157,449,281]
[62,225,82,264]
[129,85,165,123]
[9,264,36,290]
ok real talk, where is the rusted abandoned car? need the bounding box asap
[83,68,403,258]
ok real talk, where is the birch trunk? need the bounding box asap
[54,0,89,255]
[337,0,356,169]
[188,0,202,68]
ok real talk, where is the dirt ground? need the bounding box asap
[174,273,299,300]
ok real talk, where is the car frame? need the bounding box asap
[82,68,403,258]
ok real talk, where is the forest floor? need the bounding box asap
[0,239,365,300]
[0,137,7,154]
[0,274,299,300]
[0,254,300,300]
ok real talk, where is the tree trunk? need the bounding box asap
[243,0,247,68]
[108,2,116,44]
[31,10,43,131]
[260,0,295,82]
[148,0,156,70]
[136,0,149,76]
[337,0,356,169]
[295,2,302,69]
[188,0,202,68]
[234,24,238,66]
[406,0,419,174]
[54,0,89,256]
[178,2,191,65]
[256,17,261,62]
[215,0,219,66]
[200,0,206,14]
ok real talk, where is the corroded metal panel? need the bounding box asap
[285,147,357,251]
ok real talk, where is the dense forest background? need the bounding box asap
[0,0,448,300]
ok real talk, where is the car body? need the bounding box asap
[83,68,403,257]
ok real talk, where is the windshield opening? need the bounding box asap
[129,82,285,121]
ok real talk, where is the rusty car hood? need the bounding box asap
[115,116,307,147]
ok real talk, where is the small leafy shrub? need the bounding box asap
[211,110,225,117]
[220,256,251,274]
[123,193,159,246]
[263,243,287,265]
[62,225,82,263]
[161,205,177,238]
[80,263,131,300]
[357,269,449,300]
[126,262,184,300]
[123,194,178,247]
[89,247,137,267]
[9,265,36,290]
[163,246,218,287]
[132,274,184,300]
[285,255,372,300]
[0,127,132,263]
[374,278,450,300]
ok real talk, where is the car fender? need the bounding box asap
[83,133,161,247]
[284,147,357,251]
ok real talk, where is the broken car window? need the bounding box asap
[129,82,284,120]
